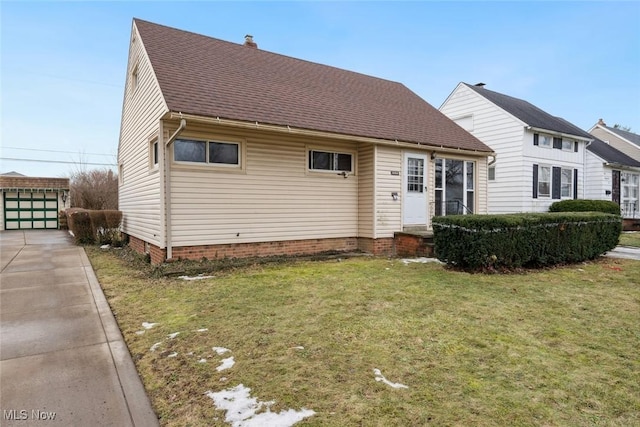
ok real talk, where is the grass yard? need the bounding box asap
[87,248,640,426]
[619,231,640,248]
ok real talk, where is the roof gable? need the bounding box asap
[133,19,491,153]
[587,138,640,167]
[463,83,592,139]
[601,125,640,148]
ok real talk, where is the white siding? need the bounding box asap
[584,151,609,200]
[117,24,169,246]
[440,84,525,213]
[441,83,592,214]
[375,145,402,238]
[167,125,358,246]
[522,130,586,212]
[358,144,375,238]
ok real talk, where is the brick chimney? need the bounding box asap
[244,35,257,48]
[597,118,606,126]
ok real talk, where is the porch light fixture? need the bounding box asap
[430,152,437,160]
[61,191,68,205]
[391,192,398,201]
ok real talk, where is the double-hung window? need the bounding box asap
[174,139,240,166]
[533,164,577,199]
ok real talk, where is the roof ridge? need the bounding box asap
[133,18,406,88]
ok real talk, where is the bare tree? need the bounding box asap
[613,124,632,132]
[70,168,118,209]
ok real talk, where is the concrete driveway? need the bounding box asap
[0,230,158,426]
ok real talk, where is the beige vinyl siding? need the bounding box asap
[166,124,358,246]
[117,23,168,246]
[375,145,402,238]
[357,144,375,238]
[591,128,640,162]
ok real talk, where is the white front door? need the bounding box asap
[403,153,428,225]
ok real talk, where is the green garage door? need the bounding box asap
[4,191,59,230]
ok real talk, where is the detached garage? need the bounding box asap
[0,173,69,230]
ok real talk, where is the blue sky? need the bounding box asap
[2,1,639,178]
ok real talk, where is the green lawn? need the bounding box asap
[620,231,640,248]
[87,248,640,426]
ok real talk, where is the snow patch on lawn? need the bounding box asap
[100,244,110,249]
[196,328,209,332]
[167,352,178,358]
[142,322,158,329]
[216,357,235,372]
[401,257,444,265]
[373,368,409,389]
[212,347,230,355]
[150,342,162,352]
[198,358,207,363]
[178,274,215,281]
[168,332,180,339]
[206,384,315,427]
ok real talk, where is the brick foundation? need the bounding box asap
[357,237,394,255]
[127,235,167,264]
[394,232,434,257]
[126,234,429,264]
[623,218,640,232]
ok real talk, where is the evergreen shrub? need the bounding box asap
[432,212,621,269]
[549,199,621,215]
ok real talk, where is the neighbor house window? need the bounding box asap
[621,172,639,217]
[308,150,353,172]
[561,168,573,198]
[535,132,579,152]
[174,139,240,166]
[534,164,577,199]
[488,165,496,181]
[534,133,552,148]
[537,165,551,197]
[562,138,574,151]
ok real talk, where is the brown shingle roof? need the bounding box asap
[134,19,492,153]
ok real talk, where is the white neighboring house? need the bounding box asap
[585,137,640,219]
[440,83,593,214]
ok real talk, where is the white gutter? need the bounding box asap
[163,118,187,260]
[167,112,495,158]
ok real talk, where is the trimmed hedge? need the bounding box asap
[67,209,94,244]
[549,199,621,215]
[432,212,621,269]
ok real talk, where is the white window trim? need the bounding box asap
[538,165,551,198]
[561,139,574,152]
[306,147,356,176]
[172,138,245,172]
[560,168,573,198]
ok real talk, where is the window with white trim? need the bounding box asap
[561,168,573,198]
[538,165,551,197]
[533,164,577,199]
[562,138,574,151]
[621,172,639,217]
[488,165,496,181]
[174,139,240,166]
[308,150,353,172]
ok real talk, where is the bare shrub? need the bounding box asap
[70,168,118,210]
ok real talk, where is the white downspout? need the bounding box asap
[163,118,186,260]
